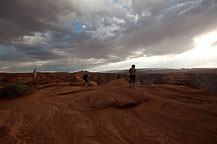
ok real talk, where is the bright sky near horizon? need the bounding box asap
[0,0,217,72]
[90,31,217,71]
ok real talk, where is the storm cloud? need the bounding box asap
[0,0,217,72]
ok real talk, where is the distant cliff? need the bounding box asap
[87,71,217,94]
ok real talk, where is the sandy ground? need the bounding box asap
[0,79,217,144]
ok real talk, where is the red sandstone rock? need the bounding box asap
[0,72,217,144]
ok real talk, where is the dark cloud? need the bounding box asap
[119,0,217,55]
[0,0,74,43]
[0,0,217,72]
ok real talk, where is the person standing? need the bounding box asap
[129,64,136,88]
[33,68,37,80]
[83,73,88,87]
[66,70,69,76]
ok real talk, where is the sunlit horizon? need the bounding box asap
[89,30,217,72]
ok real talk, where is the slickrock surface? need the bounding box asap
[0,76,217,144]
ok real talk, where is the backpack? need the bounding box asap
[129,68,136,76]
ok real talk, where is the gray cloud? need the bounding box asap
[0,0,74,43]
[0,0,217,72]
[118,0,217,55]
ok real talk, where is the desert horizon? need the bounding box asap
[1,67,217,73]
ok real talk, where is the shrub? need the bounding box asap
[0,82,34,99]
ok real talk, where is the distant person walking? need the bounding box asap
[33,68,38,80]
[129,64,136,88]
[83,73,88,87]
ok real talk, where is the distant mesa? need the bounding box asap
[77,70,90,73]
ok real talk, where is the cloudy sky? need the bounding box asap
[0,0,217,72]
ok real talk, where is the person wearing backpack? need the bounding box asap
[83,73,88,87]
[33,68,38,80]
[129,64,136,88]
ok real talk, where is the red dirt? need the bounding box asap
[0,73,217,144]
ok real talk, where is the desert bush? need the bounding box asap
[0,82,34,99]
